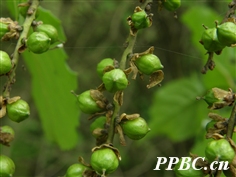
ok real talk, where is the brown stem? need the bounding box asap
[227,103,236,138]
[221,0,236,23]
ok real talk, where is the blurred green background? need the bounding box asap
[0,0,235,176]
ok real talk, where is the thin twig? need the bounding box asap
[227,103,236,138]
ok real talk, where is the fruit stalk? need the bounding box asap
[227,102,236,138]
[3,0,39,97]
[106,98,120,144]
[222,0,236,23]
[107,0,153,144]
[119,0,153,70]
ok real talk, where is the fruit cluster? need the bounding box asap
[26,23,58,54]
[63,4,166,175]
[174,88,236,176]
[200,22,236,54]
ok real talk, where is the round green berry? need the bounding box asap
[6,99,30,123]
[0,155,15,177]
[27,32,51,54]
[102,69,128,93]
[35,24,58,44]
[90,148,119,175]
[0,51,12,75]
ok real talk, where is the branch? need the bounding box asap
[107,0,153,144]
[227,103,236,138]
[3,0,40,98]
[119,0,153,70]
[222,0,236,23]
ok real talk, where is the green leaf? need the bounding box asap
[147,75,208,142]
[21,8,80,150]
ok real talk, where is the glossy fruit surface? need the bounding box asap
[90,148,119,175]
[65,163,88,177]
[205,139,235,163]
[131,10,151,30]
[217,22,236,46]
[0,155,15,177]
[102,69,128,92]
[96,58,114,78]
[27,32,51,54]
[174,158,204,177]
[6,99,30,123]
[162,0,181,11]
[0,51,12,75]
[121,117,150,140]
[200,28,225,52]
[77,90,103,114]
[134,54,163,75]
[35,24,58,44]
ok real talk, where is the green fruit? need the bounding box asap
[131,9,151,30]
[217,22,236,46]
[27,32,51,54]
[77,90,104,114]
[0,51,12,75]
[102,69,128,93]
[0,23,9,40]
[6,99,30,123]
[0,155,15,177]
[174,158,204,177]
[200,28,225,52]
[134,54,163,75]
[35,24,58,44]
[65,163,88,177]
[121,117,150,140]
[202,87,233,109]
[96,58,114,78]
[205,120,216,132]
[162,0,181,11]
[0,126,15,137]
[205,139,235,163]
[90,116,106,133]
[90,148,119,175]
